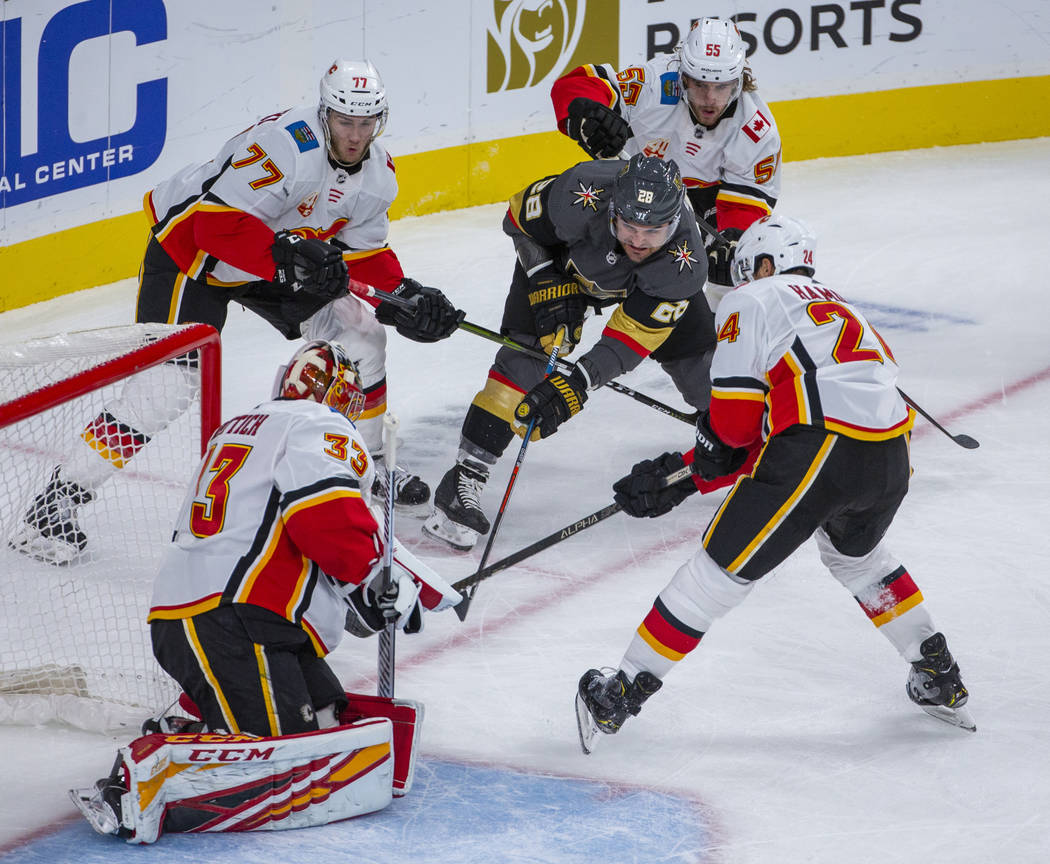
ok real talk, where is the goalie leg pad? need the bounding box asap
[339,693,423,797]
[85,719,395,844]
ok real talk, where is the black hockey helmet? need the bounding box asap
[610,154,685,227]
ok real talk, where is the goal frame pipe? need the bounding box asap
[0,323,222,455]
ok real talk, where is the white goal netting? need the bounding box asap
[0,323,220,731]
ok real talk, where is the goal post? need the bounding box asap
[0,323,221,731]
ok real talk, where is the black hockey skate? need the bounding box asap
[575,668,662,754]
[906,632,975,732]
[421,460,491,551]
[372,463,431,516]
[8,467,94,565]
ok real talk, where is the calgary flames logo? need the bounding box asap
[486,1,614,93]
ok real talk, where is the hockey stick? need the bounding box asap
[896,388,979,449]
[454,326,568,622]
[377,412,400,698]
[347,279,698,426]
[455,320,699,425]
[450,464,693,597]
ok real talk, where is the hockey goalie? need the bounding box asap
[70,340,460,842]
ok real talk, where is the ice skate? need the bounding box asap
[906,632,975,732]
[373,461,431,516]
[575,668,662,754]
[421,459,490,551]
[8,467,94,565]
[69,776,128,837]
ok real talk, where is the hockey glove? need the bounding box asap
[566,98,631,159]
[272,230,348,300]
[374,278,465,343]
[344,570,423,636]
[693,410,749,481]
[706,227,742,287]
[613,451,697,519]
[527,265,587,353]
[515,366,589,438]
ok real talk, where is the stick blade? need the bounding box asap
[954,434,980,450]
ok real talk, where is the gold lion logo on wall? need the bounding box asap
[486,0,618,93]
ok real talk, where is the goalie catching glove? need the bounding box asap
[374,278,464,342]
[527,265,587,353]
[566,98,631,159]
[706,227,743,287]
[271,230,348,300]
[515,365,589,438]
[613,451,697,519]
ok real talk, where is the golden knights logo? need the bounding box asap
[668,241,697,273]
[571,181,603,210]
[486,1,618,93]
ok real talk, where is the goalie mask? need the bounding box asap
[277,340,366,422]
[679,18,746,107]
[319,59,388,167]
[732,215,817,286]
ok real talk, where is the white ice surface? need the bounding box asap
[2,139,1049,863]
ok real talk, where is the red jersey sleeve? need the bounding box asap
[551,66,620,134]
[191,209,277,281]
[284,492,382,587]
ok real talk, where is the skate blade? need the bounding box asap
[394,501,432,519]
[575,692,601,755]
[8,533,80,566]
[919,702,977,733]
[69,787,119,835]
[421,511,479,552]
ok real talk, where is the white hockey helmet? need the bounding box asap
[318,59,388,162]
[679,18,746,98]
[731,215,817,286]
[277,340,366,422]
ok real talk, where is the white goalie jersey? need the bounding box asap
[711,274,915,441]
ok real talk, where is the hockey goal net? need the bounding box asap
[0,323,220,731]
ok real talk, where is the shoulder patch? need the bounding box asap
[570,180,604,211]
[285,120,320,153]
[667,240,697,272]
[741,109,773,143]
[659,72,680,105]
[386,153,396,173]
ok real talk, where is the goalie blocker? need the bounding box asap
[70,694,422,844]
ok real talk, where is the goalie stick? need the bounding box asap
[377,412,400,698]
[347,279,698,426]
[455,326,568,622]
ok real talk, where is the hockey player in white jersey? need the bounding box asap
[576,215,974,751]
[10,59,462,566]
[552,18,781,305]
[70,340,460,843]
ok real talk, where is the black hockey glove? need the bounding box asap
[515,366,589,438]
[374,278,465,343]
[566,98,631,159]
[271,230,348,300]
[613,451,697,519]
[527,265,587,353]
[706,227,743,288]
[693,410,749,481]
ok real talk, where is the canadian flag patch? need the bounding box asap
[743,110,771,143]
